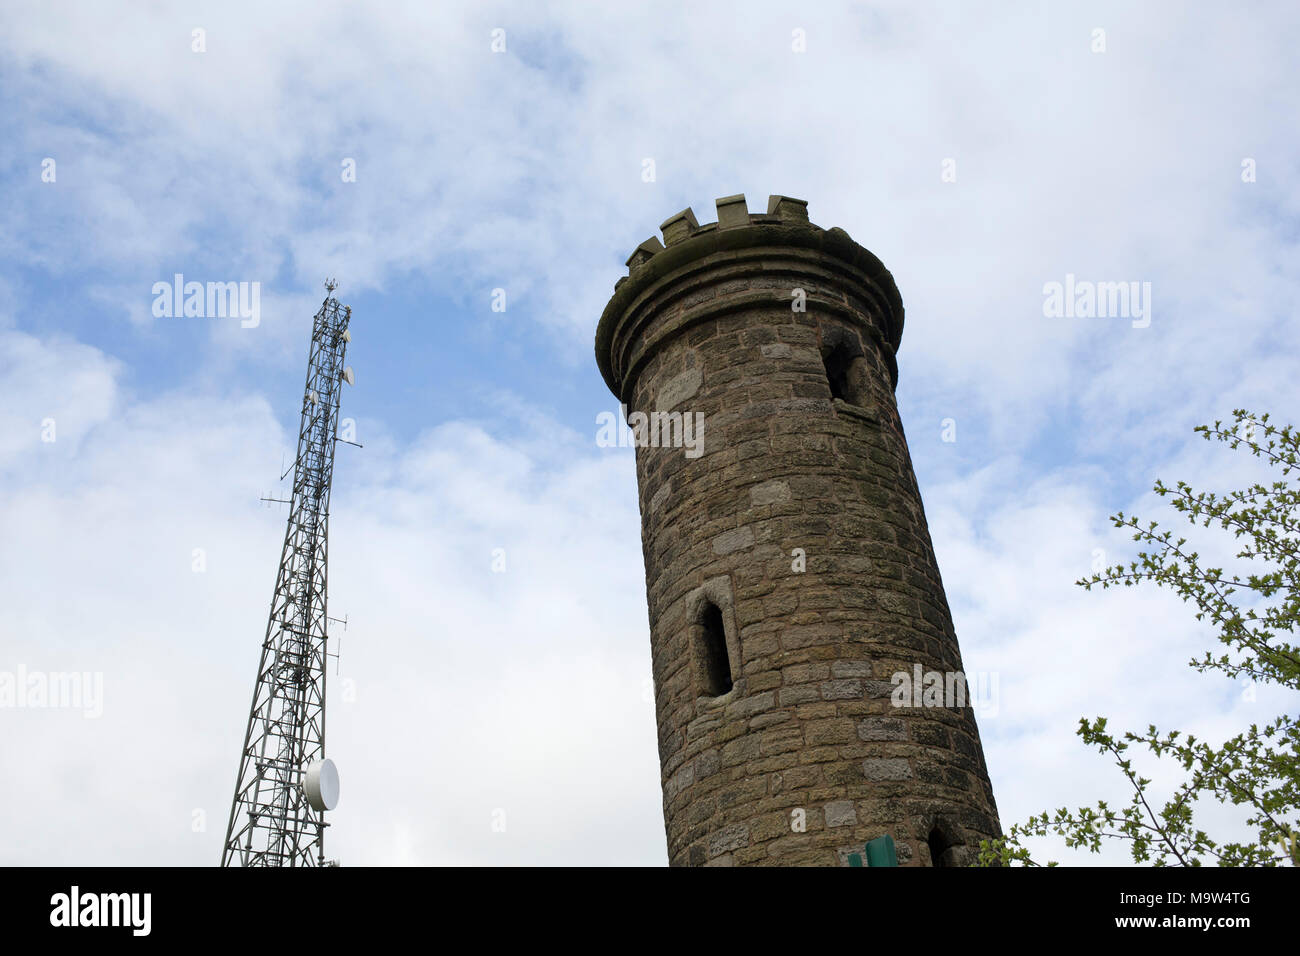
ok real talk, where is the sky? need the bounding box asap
[1,1,1297,866]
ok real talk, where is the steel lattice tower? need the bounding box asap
[222,282,353,867]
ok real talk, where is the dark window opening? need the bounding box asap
[822,344,869,407]
[696,602,733,698]
[927,827,956,867]
[823,344,854,402]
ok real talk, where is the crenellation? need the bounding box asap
[626,236,666,272]
[715,193,749,228]
[767,194,810,221]
[660,207,700,246]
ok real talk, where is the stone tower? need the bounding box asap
[594,194,1001,866]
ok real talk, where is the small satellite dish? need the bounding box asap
[308,390,319,405]
[342,328,351,343]
[303,758,339,811]
[342,367,355,386]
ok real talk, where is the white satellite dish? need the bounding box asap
[303,758,339,811]
[308,390,319,405]
[342,328,351,343]
[342,366,355,386]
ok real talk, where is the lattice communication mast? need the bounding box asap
[222,280,355,867]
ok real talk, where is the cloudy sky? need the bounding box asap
[1,1,1296,865]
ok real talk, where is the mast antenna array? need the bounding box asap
[222,280,356,867]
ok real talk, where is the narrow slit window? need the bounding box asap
[927,827,954,867]
[696,602,733,698]
[822,344,869,407]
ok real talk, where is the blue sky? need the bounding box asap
[1,1,1297,865]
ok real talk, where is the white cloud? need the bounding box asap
[0,328,120,465]
[6,1,1295,417]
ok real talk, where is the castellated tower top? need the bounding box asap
[595,193,905,403]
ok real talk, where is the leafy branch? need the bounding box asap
[976,411,1300,867]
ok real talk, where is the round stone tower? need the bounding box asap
[595,194,1001,866]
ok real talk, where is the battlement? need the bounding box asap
[597,192,905,399]
[624,194,811,270]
